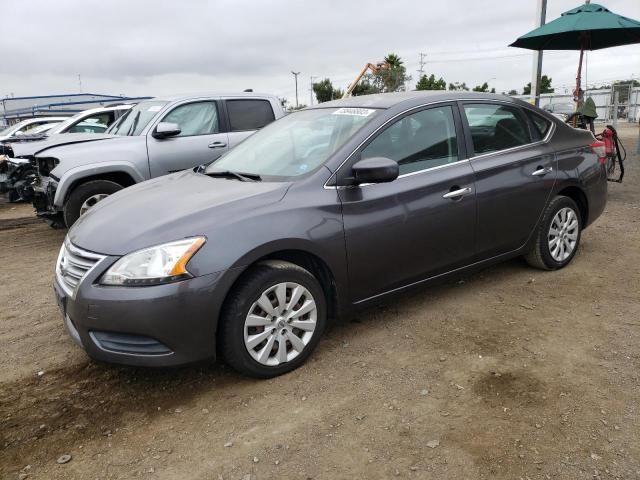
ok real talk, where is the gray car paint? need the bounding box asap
[58,92,607,367]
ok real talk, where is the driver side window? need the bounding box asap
[361,106,459,176]
[161,101,219,137]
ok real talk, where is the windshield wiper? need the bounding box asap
[205,169,261,182]
[126,111,141,136]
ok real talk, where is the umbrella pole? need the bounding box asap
[573,47,585,127]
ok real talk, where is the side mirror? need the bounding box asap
[153,122,181,139]
[351,157,399,184]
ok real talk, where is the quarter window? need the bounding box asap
[361,106,459,176]
[525,110,552,141]
[226,99,276,131]
[161,101,219,137]
[463,104,531,155]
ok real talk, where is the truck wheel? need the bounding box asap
[63,180,123,227]
[219,260,327,378]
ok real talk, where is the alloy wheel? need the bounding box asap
[548,207,579,262]
[79,194,110,216]
[243,282,317,366]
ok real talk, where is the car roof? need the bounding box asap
[308,91,525,110]
[151,92,279,102]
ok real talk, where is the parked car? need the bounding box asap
[55,92,607,378]
[0,117,69,152]
[0,121,65,155]
[1,105,134,151]
[542,102,576,121]
[10,93,284,227]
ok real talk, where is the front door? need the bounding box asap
[461,102,557,259]
[146,100,229,177]
[338,104,477,303]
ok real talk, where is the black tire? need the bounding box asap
[525,195,582,270]
[219,260,327,378]
[63,180,123,227]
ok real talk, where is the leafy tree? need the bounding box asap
[472,82,496,93]
[376,53,411,92]
[508,89,518,95]
[351,53,411,96]
[416,74,446,91]
[523,75,554,95]
[352,79,381,96]
[448,82,469,91]
[312,78,344,103]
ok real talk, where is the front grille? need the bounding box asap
[56,240,105,295]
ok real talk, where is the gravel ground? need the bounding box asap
[1,125,639,480]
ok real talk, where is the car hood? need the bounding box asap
[10,133,116,157]
[69,170,290,256]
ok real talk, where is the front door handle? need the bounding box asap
[443,186,472,199]
[208,142,227,148]
[532,166,553,177]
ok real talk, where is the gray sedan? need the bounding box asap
[55,92,607,377]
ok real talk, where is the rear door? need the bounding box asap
[146,100,229,176]
[461,102,557,259]
[338,103,477,302]
[223,98,276,148]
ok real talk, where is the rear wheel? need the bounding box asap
[63,180,123,227]
[525,195,582,270]
[219,260,326,378]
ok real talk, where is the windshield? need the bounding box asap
[109,101,167,136]
[207,107,379,180]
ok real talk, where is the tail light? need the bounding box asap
[590,140,607,165]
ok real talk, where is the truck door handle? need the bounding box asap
[443,186,472,199]
[532,166,553,177]
[208,142,227,148]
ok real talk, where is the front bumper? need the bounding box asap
[33,175,59,218]
[53,255,232,367]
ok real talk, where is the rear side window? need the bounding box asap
[525,110,552,141]
[227,99,275,131]
[463,104,531,155]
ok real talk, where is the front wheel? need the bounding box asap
[219,261,327,378]
[525,195,582,270]
[63,180,123,227]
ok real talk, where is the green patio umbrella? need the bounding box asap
[510,1,640,102]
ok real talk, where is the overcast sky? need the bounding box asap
[2,0,639,105]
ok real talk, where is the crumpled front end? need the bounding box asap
[32,173,61,223]
[0,155,37,202]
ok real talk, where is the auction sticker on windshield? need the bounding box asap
[332,108,376,117]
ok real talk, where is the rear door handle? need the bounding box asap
[532,166,553,177]
[443,186,473,199]
[208,142,227,148]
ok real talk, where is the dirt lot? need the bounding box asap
[1,125,639,480]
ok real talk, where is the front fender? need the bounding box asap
[54,162,147,207]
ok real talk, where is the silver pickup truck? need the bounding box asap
[12,93,284,227]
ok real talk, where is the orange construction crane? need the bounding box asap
[343,62,389,98]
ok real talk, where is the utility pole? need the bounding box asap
[78,74,83,93]
[417,52,427,77]
[291,71,300,108]
[310,76,317,105]
[530,0,547,106]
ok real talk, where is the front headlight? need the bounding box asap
[100,237,206,286]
